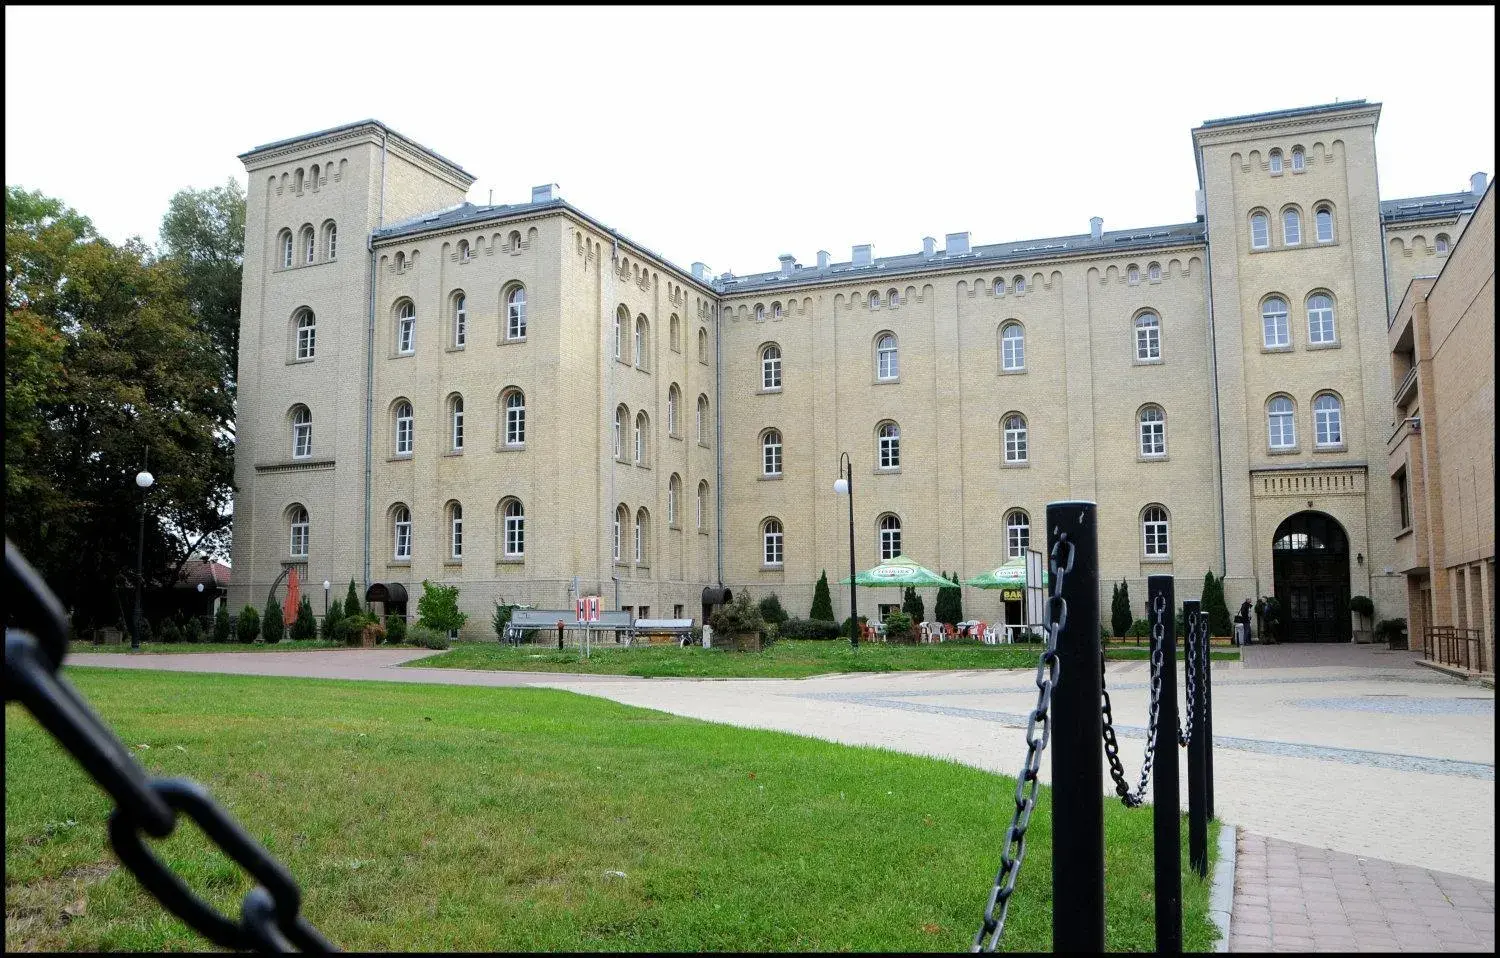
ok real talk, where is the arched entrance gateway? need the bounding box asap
[1272,511,1351,643]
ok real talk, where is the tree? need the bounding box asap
[157,180,245,396]
[810,570,835,622]
[291,595,318,640]
[1111,580,1133,637]
[345,579,363,617]
[4,186,234,628]
[1202,571,1232,638]
[416,579,467,634]
[322,598,343,640]
[261,595,284,644]
[934,572,956,627]
[757,593,788,628]
[492,602,515,640]
[901,585,925,623]
[940,572,964,626]
[236,604,259,644]
[213,604,231,642]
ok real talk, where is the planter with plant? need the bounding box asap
[882,609,917,644]
[709,595,766,652]
[1350,595,1375,642]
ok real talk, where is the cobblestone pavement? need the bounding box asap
[1230,831,1495,952]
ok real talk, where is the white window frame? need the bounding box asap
[1262,298,1290,348]
[507,286,527,339]
[1005,511,1029,559]
[1003,415,1028,464]
[289,508,309,558]
[282,232,294,268]
[696,484,706,531]
[762,430,782,477]
[763,519,784,566]
[1268,397,1296,449]
[634,511,645,563]
[1291,147,1305,171]
[395,402,414,456]
[667,387,678,435]
[1283,209,1301,246]
[613,407,625,460]
[1315,208,1334,243]
[451,397,464,451]
[634,318,646,367]
[304,228,315,265]
[1001,323,1025,371]
[1014,276,1026,294]
[1250,213,1269,250]
[1128,265,1140,285]
[453,294,467,348]
[504,501,525,557]
[1148,263,1162,282]
[877,422,900,469]
[327,223,337,261]
[614,313,623,360]
[449,504,464,559]
[1142,507,1169,557]
[667,479,678,526]
[755,304,765,322]
[394,507,412,560]
[1435,234,1450,255]
[1269,150,1283,174]
[1139,406,1166,457]
[292,407,312,459]
[634,413,647,463]
[296,310,316,359]
[1307,295,1335,344]
[697,397,708,444]
[613,510,623,561]
[1135,313,1160,361]
[397,302,415,354]
[762,345,782,390]
[505,391,525,446]
[876,334,899,380]
[993,278,1005,296]
[878,515,902,561]
[1313,394,1343,447]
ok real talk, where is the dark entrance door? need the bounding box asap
[1272,511,1351,643]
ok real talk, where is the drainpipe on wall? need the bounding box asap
[363,133,389,593]
[713,300,724,589]
[1199,145,1229,579]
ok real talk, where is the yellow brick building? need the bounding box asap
[228,101,1489,642]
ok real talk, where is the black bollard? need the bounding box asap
[1149,575,1181,953]
[1203,619,1215,822]
[1184,600,1208,878]
[1048,501,1105,953]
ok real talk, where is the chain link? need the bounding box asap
[1179,610,1199,747]
[1099,593,1167,808]
[972,532,1072,953]
[4,540,335,953]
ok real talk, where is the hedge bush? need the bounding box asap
[261,596,284,644]
[334,613,376,646]
[1127,617,1152,638]
[384,613,408,645]
[213,606,231,643]
[183,617,204,644]
[322,598,344,640]
[290,596,318,641]
[757,593,789,629]
[158,619,183,644]
[236,605,259,644]
[407,623,450,650]
[782,618,842,640]
[810,571,835,622]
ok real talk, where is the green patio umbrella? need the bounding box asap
[839,554,953,588]
[965,556,1048,590]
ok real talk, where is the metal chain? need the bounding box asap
[1179,610,1199,747]
[4,540,335,953]
[972,532,1072,953]
[1099,592,1165,808]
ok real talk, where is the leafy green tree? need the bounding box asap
[492,602,515,640]
[236,604,259,643]
[213,604,231,642]
[261,595,284,644]
[157,180,245,395]
[946,572,964,625]
[322,598,344,640]
[933,572,956,626]
[416,580,467,634]
[810,570,835,622]
[758,593,789,628]
[345,579,363,617]
[1111,580,1133,637]
[291,595,318,640]
[901,585,925,623]
[1202,571,1232,638]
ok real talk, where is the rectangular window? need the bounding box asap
[1395,469,1411,529]
[765,529,783,565]
[395,522,411,559]
[1263,310,1289,348]
[293,423,312,459]
[453,411,464,451]
[1144,520,1168,556]
[506,516,524,557]
[290,524,308,558]
[1141,422,1165,457]
[399,319,415,354]
[452,519,463,559]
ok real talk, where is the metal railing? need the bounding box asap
[1423,626,1486,673]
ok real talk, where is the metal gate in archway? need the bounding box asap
[1272,510,1351,643]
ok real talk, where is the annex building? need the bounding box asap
[227,100,1489,642]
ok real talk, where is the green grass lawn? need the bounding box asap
[412,639,1238,678]
[7,669,1220,952]
[66,640,416,654]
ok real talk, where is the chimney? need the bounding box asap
[922,237,937,259]
[816,250,830,270]
[691,262,710,282]
[531,183,559,203]
[1089,216,1104,241]
[778,254,797,278]
[945,231,970,256]
[852,244,873,267]
[1471,171,1488,196]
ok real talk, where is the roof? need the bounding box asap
[719,221,1206,295]
[239,119,474,181]
[1380,191,1479,225]
[174,558,229,590]
[1197,100,1372,130]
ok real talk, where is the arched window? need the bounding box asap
[1313,393,1343,447]
[1128,265,1140,285]
[394,400,414,456]
[1269,149,1283,174]
[697,395,709,445]
[448,502,464,559]
[634,316,648,368]
[392,504,412,560]
[761,344,782,390]
[868,292,879,308]
[1283,207,1302,246]
[1138,404,1166,458]
[698,327,709,364]
[755,304,766,323]
[878,514,902,561]
[773,302,783,319]
[294,169,304,192]
[1250,211,1270,250]
[509,230,522,250]
[1315,206,1334,243]
[634,411,648,463]
[1267,395,1296,449]
[613,405,628,460]
[887,288,899,306]
[289,506,310,558]
[876,333,899,381]
[668,474,681,527]
[762,429,783,476]
[613,504,627,561]
[396,301,416,354]
[1262,297,1290,348]
[634,508,649,563]
[1291,146,1305,171]
[295,308,316,359]
[763,518,784,566]
[291,405,312,459]
[1148,262,1161,282]
[302,226,315,264]
[458,239,470,262]
[877,421,900,469]
[1013,275,1026,294]
[1135,311,1161,361]
[1001,322,1025,371]
[502,499,525,557]
[667,384,680,436]
[1435,234,1450,255]
[449,395,464,452]
[507,286,527,339]
[670,314,680,351]
[503,389,525,446]
[280,230,294,268]
[614,307,626,360]
[1306,293,1336,345]
[993,278,1006,297]
[1003,413,1028,464]
[697,481,708,531]
[1142,505,1170,557]
[1005,509,1030,559]
[324,221,337,261]
[453,292,468,348]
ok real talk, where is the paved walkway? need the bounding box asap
[69,645,1496,949]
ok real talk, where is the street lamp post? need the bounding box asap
[834,452,858,650]
[323,580,331,616]
[130,457,155,651]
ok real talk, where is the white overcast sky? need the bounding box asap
[7,5,1495,275]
